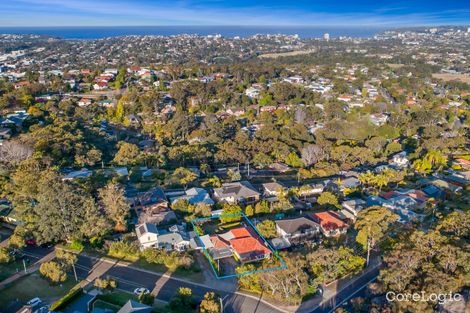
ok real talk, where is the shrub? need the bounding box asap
[39,261,67,283]
[199,292,221,313]
[108,241,140,261]
[220,204,242,223]
[67,240,84,252]
[8,233,25,249]
[139,293,154,305]
[317,192,338,207]
[49,285,83,311]
[55,249,77,268]
[256,220,277,239]
[169,287,195,312]
[141,248,165,264]
[94,277,117,290]
[0,247,14,263]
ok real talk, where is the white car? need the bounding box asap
[133,287,150,295]
[27,297,42,307]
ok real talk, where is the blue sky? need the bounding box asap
[0,0,469,27]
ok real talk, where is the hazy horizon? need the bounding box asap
[1,0,469,27]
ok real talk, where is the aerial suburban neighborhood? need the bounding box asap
[0,5,469,313]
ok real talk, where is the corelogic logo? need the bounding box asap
[386,291,463,305]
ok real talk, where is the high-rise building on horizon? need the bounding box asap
[323,33,330,41]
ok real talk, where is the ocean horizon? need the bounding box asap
[0,25,387,39]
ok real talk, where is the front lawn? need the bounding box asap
[0,273,76,308]
[0,260,23,281]
[96,290,139,307]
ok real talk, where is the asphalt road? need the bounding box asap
[22,247,284,313]
[21,246,380,313]
[306,266,380,313]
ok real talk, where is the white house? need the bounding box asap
[78,98,92,107]
[136,223,159,249]
[341,199,366,219]
[136,223,192,251]
[245,87,260,99]
[369,113,389,126]
[283,76,304,84]
[390,151,409,168]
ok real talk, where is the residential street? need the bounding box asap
[17,246,383,313]
[21,247,285,313]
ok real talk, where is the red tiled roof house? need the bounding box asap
[204,227,272,264]
[309,211,348,237]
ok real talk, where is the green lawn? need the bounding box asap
[0,273,76,308]
[96,290,138,307]
[0,260,23,282]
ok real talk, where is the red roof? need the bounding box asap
[15,81,30,87]
[230,227,251,239]
[209,235,229,249]
[456,158,470,165]
[311,211,347,231]
[382,191,398,199]
[230,237,271,256]
[407,190,429,202]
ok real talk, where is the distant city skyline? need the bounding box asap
[1,0,469,27]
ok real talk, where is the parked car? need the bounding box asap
[35,305,50,313]
[25,238,37,246]
[133,287,150,295]
[26,297,42,308]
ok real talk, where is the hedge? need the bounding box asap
[49,285,83,311]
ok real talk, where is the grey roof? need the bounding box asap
[210,247,233,260]
[214,181,260,200]
[62,168,93,180]
[270,237,291,250]
[117,300,152,313]
[342,198,366,209]
[275,217,319,234]
[135,223,158,237]
[170,187,214,205]
[157,231,187,245]
[340,177,360,188]
[262,182,285,192]
[137,187,167,206]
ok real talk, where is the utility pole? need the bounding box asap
[366,225,371,267]
[72,263,78,282]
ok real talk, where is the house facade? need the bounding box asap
[274,217,321,248]
[136,223,192,251]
